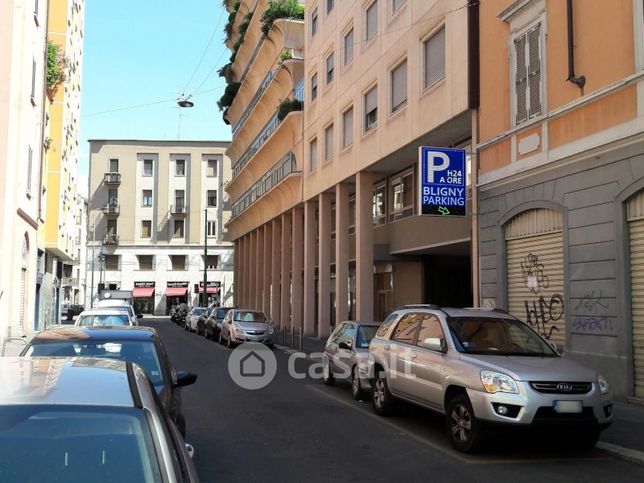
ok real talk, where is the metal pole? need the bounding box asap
[90,217,96,308]
[203,209,208,306]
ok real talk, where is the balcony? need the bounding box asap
[104,172,121,185]
[61,276,79,287]
[171,204,187,216]
[103,234,119,245]
[102,202,120,216]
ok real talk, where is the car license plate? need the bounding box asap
[553,400,583,413]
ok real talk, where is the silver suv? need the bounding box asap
[368,305,613,452]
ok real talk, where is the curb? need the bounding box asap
[596,442,644,467]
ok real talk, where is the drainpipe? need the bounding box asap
[468,0,480,307]
[567,0,586,89]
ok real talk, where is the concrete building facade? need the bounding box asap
[88,140,234,315]
[476,0,644,398]
[0,0,49,344]
[224,0,477,338]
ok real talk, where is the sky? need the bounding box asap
[78,0,232,182]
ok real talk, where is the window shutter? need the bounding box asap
[325,124,334,160]
[344,29,354,64]
[365,87,378,129]
[527,25,542,118]
[424,27,445,89]
[391,60,407,111]
[366,2,378,40]
[343,108,353,147]
[514,34,528,124]
[310,138,318,171]
[326,53,334,83]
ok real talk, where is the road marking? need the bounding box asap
[306,385,610,466]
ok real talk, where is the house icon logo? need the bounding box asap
[228,342,277,390]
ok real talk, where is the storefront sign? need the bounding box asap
[418,147,466,216]
[167,281,189,288]
[134,281,155,288]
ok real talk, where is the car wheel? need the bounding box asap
[322,356,335,386]
[351,365,366,401]
[446,394,485,453]
[371,370,395,416]
[218,331,224,344]
[572,427,600,449]
[226,334,234,348]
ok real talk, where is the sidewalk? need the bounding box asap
[275,337,644,465]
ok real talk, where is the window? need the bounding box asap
[309,138,318,171]
[109,158,119,172]
[170,255,186,271]
[174,190,185,211]
[207,190,217,207]
[311,72,318,101]
[141,220,152,238]
[390,169,414,221]
[142,190,153,207]
[390,59,407,112]
[327,0,334,14]
[311,7,318,36]
[138,255,154,271]
[364,86,378,131]
[31,59,36,101]
[175,159,185,176]
[348,195,356,235]
[104,255,119,271]
[342,106,353,148]
[324,124,334,161]
[207,220,217,237]
[366,1,378,41]
[207,159,217,177]
[392,313,421,344]
[27,147,33,194]
[143,159,153,176]
[343,28,354,65]
[423,27,446,90]
[325,52,334,84]
[377,313,399,337]
[373,182,386,225]
[514,24,542,124]
[173,220,184,238]
[392,0,405,13]
[108,188,118,205]
[205,255,218,270]
[106,219,117,235]
[416,314,445,348]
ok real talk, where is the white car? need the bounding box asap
[185,307,208,333]
[74,308,136,327]
[96,299,139,325]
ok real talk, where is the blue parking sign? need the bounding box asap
[418,147,466,216]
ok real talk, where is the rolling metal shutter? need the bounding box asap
[506,209,565,348]
[628,191,644,397]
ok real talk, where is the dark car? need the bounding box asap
[0,357,199,482]
[20,326,197,436]
[196,307,214,336]
[205,307,231,340]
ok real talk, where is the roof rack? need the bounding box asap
[394,304,443,311]
[461,307,510,315]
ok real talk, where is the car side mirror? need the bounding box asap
[185,443,195,459]
[175,370,197,387]
[422,337,446,353]
[339,340,352,350]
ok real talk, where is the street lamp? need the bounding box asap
[177,95,194,108]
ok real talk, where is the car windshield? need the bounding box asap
[356,326,378,349]
[447,317,557,357]
[234,311,266,323]
[24,341,165,386]
[77,314,130,326]
[216,308,228,319]
[193,308,205,316]
[0,405,162,483]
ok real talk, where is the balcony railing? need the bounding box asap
[231,151,297,218]
[231,80,304,179]
[102,203,120,215]
[104,172,121,184]
[103,234,119,245]
[171,203,187,215]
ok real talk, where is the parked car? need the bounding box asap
[368,305,613,453]
[21,326,197,436]
[219,309,274,348]
[97,299,139,322]
[0,357,199,482]
[63,304,85,321]
[322,321,380,400]
[205,307,231,340]
[196,307,214,336]
[185,307,207,333]
[75,308,135,327]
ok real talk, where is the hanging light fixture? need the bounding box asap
[177,94,194,108]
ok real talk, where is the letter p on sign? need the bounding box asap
[425,151,450,183]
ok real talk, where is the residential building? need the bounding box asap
[87,140,234,315]
[38,0,85,328]
[0,0,49,344]
[225,0,478,338]
[476,0,644,399]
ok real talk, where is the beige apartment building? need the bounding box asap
[224,0,478,338]
[88,140,234,315]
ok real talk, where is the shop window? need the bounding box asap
[389,169,414,221]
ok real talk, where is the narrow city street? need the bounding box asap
[143,317,644,483]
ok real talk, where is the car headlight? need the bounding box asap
[267,325,275,335]
[480,370,519,394]
[233,323,243,333]
[597,373,610,395]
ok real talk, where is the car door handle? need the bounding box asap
[384,344,390,350]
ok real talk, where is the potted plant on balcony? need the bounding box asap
[46,41,68,100]
[260,0,304,36]
[277,98,303,121]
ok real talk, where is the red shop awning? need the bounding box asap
[197,287,219,294]
[165,287,188,297]
[133,287,155,298]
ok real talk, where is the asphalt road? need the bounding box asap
[142,317,644,483]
